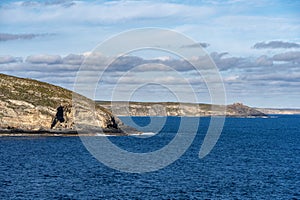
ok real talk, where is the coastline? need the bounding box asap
[0,123,142,137]
[0,128,128,137]
[1,114,299,137]
[0,115,267,137]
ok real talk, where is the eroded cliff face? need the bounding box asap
[0,74,121,132]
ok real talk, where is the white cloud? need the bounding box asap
[26,54,63,64]
[0,33,50,41]
[253,41,300,49]
[0,1,214,25]
[62,54,84,65]
[0,55,22,64]
[273,51,300,62]
[255,55,273,66]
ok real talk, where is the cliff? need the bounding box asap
[97,101,267,117]
[0,73,268,136]
[0,73,133,135]
[256,108,300,115]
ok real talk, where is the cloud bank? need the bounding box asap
[0,55,22,64]
[253,41,300,49]
[0,0,299,107]
[0,33,50,42]
[0,49,299,107]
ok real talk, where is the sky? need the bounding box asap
[0,0,299,108]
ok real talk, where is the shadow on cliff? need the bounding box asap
[51,105,65,129]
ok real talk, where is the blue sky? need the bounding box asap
[0,0,299,108]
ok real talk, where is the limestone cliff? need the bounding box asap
[0,73,125,134]
[98,101,267,117]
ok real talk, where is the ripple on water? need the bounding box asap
[0,116,299,199]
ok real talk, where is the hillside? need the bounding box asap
[97,101,267,117]
[0,73,131,135]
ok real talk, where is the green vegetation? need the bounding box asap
[0,73,71,109]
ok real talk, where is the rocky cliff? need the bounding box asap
[226,103,266,117]
[98,101,267,117]
[0,73,267,135]
[0,73,129,134]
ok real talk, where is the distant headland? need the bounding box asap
[97,101,267,117]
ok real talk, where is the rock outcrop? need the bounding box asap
[226,103,266,117]
[0,73,131,134]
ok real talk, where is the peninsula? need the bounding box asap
[0,73,137,136]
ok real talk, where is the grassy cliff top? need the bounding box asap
[0,73,71,108]
[0,73,111,115]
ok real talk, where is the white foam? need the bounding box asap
[141,132,157,135]
[94,132,157,137]
[130,132,157,138]
[95,133,118,137]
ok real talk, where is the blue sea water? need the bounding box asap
[0,115,299,199]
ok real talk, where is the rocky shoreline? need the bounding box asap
[0,123,142,136]
[0,128,121,137]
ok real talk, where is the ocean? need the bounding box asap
[0,115,299,199]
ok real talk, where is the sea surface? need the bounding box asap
[0,115,299,199]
